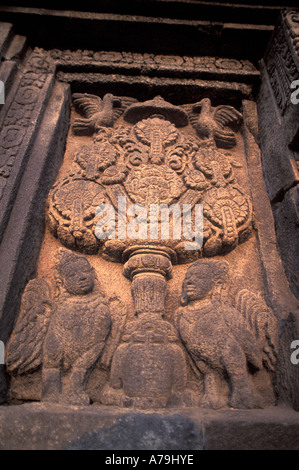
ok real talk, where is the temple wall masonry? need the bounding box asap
[0,2,298,450]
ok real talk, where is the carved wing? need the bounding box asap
[235,289,279,371]
[100,295,128,369]
[6,279,54,375]
[213,105,243,148]
[214,105,243,128]
[181,103,198,128]
[72,93,103,118]
[112,96,139,121]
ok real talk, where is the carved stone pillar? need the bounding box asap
[101,247,188,408]
[123,247,173,318]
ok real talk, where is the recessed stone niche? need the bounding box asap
[0,6,298,450]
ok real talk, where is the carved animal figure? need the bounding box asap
[6,249,127,405]
[176,259,278,409]
[184,98,243,148]
[72,93,137,135]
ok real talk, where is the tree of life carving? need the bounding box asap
[6,93,278,411]
[47,94,252,259]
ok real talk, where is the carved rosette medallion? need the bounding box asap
[123,164,185,206]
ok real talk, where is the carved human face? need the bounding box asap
[183,264,214,302]
[61,260,95,295]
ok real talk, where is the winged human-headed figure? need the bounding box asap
[176,259,278,410]
[6,249,128,405]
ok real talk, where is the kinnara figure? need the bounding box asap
[42,249,112,405]
[6,249,113,406]
[176,259,278,409]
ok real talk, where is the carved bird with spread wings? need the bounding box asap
[183,98,243,149]
[72,93,137,135]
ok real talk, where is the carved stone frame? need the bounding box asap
[0,10,298,445]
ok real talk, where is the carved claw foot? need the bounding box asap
[200,392,223,410]
[61,390,91,406]
[57,366,92,405]
[229,389,263,409]
[42,368,62,403]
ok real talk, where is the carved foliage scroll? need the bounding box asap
[47,94,253,260]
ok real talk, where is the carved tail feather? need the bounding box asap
[214,128,237,149]
[235,289,278,371]
[72,117,95,135]
[221,303,263,370]
[6,279,53,375]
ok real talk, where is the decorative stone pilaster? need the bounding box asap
[123,247,172,317]
[100,246,188,408]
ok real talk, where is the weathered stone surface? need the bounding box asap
[257,9,299,303]
[0,5,274,62]
[7,89,274,411]
[273,188,299,299]
[0,3,299,451]
[0,22,13,59]
[177,259,278,410]
[0,55,70,402]
[196,406,299,450]
[38,47,260,85]
[4,68,299,413]
[0,403,298,450]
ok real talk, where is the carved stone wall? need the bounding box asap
[0,3,299,450]
[258,10,299,301]
[3,55,295,412]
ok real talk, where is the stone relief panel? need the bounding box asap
[0,48,53,200]
[5,91,279,410]
[6,249,127,405]
[37,47,259,80]
[176,259,278,409]
[46,94,253,261]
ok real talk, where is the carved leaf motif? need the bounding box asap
[183,168,210,191]
[51,179,108,220]
[47,94,253,259]
[123,165,185,206]
[134,117,178,164]
[75,141,118,178]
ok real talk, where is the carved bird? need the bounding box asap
[72,93,137,135]
[184,98,243,149]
